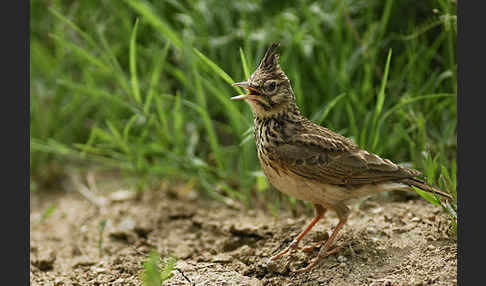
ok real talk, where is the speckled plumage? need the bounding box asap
[232,42,452,273]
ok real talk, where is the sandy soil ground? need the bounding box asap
[30,175,456,286]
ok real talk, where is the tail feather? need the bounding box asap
[401,178,453,201]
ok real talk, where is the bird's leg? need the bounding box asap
[292,218,347,273]
[270,205,326,261]
[293,204,350,273]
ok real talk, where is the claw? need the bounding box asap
[302,241,323,252]
[291,259,318,273]
[269,239,301,261]
[291,249,333,273]
[291,244,347,273]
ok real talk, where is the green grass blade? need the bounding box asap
[190,61,224,171]
[315,93,346,125]
[380,93,455,124]
[123,115,139,142]
[373,49,392,126]
[48,7,100,50]
[56,79,137,113]
[172,92,184,155]
[239,47,251,79]
[412,186,440,206]
[371,49,392,150]
[200,78,249,131]
[193,48,236,87]
[122,0,183,49]
[129,18,142,104]
[106,120,128,153]
[48,34,110,72]
[378,0,394,40]
[97,29,131,94]
[145,42,171,114]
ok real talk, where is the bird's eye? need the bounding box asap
[265,81,278,93]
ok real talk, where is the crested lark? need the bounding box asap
[231,42,452,273]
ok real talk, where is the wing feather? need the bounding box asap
[271,131,420,185]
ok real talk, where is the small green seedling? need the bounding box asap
[413,186,457,235]
[141,250,176,286]
[41,204,56,221]
[98,219,107,257]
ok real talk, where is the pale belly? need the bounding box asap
[260,158,410,206]
[260,159,346,204]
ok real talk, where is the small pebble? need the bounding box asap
[109,190,136,202]
[337,255,347,263]
[211,253,232,263]
[371,207,383,214]
[367,227,377,233]
[93,267,106,274]
[112,278,126,286]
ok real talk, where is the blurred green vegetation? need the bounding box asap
[30,0,456,217]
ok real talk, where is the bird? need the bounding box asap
[231,42,453,273]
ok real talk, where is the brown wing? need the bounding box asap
[270,132,421,185]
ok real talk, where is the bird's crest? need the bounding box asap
[257,42,280,72]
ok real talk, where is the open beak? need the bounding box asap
[231,81,260,101]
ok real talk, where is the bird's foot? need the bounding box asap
[269,239,301,261]
[301,241,323,252]
[291,245,343,273]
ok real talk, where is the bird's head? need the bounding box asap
[232,42,296,118]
